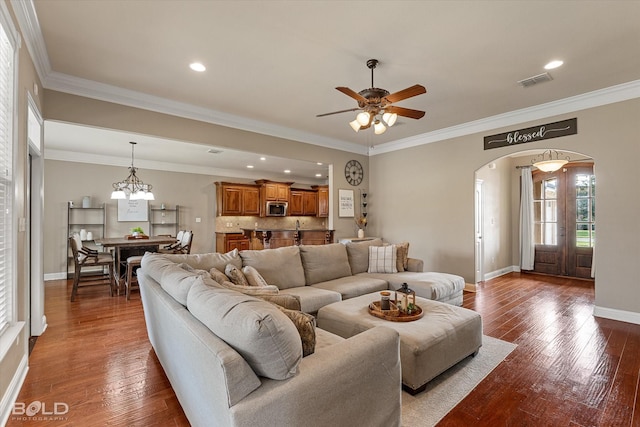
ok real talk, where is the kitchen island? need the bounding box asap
[241,228,334,249]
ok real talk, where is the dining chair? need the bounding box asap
[68,234,115,302]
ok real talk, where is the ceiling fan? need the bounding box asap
[317,59,426,134]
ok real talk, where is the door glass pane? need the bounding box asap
[591,197,595,221]
[576,223,590,247]
[534,200,543,222]
[576,199,589,221]
[544,223,557,245]
[544,179,557,198]
[545,200,557,222]
[576,174,589,197]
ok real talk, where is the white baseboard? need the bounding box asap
[44,272,67,281]
[0,352,28,427]
[593,306,640,326]
[483,265,519,281]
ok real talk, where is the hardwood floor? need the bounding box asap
[8,273,639,426]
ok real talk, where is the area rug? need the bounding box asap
[401,335,517,426]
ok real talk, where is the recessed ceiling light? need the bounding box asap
[246,165,254,169]
[317,162,323,166]
[284,170,291,174]
[315,173,322,177]
[544,60,563,70]
[190,62,206,72]
[260,157,266,161]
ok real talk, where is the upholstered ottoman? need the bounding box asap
[317,292,482,394]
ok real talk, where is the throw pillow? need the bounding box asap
[258,294,301,311]
[177,262,209,276]
[368,245,398,274]
[209,267,230,285]
[225,264,250,287]
[345,238,384,274]
[394,242,410,272]
[275,305,316,357]
[242,265,269,287]
[205,275,280,296]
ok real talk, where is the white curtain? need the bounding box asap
[519,167,535,270]
[591,164,596,278]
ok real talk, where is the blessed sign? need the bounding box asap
[484,118,577,150]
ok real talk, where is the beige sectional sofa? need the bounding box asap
[137,240,466,426]
[138,251,402,427]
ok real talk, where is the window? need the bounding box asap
[0,7,15,335]
[534,178,557,245]
[575,173,595,248]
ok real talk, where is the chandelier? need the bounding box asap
[110,141,155,200]
[531,149,570,172]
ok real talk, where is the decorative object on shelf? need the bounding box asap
[111,141,155,200]
[86,231,93,241]
[344,159,364,186]
[82,196,91,208]
[531,149,571,172]
[395,282,416,314]
[317,59,426,135]
[80,229,87,240]
[355,214,367,235]
[68,200,74,207]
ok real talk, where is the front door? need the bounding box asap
[532,163,595,279]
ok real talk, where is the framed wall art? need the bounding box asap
[338,189,355,217]
[118,199,149,222]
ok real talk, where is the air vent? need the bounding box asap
[518,72,553,88]
[207,148,223,154]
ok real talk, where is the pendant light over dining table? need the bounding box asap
[110,141,155,200]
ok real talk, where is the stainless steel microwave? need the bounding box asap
[266,201,288,216]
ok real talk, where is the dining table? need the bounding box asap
[95,236,177,289]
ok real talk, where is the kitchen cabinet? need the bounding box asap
[290,189,317,216]
[312,185,329,218]
[216,232,250,253]
[255,180,292,202]
[215,182,260,216]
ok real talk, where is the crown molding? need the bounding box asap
[10,0,50,82]
[370,79,640,155]
[44,149,322,183]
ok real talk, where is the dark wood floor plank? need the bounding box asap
[7,272,640,426]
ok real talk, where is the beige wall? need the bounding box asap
[370,98,640,316]
[44,160,327,275]
[42,90,370,242]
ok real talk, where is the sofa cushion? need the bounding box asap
[276,306,316,357]
[242,265,269,287]
[160,249,242,271]
[240,246,306,290]
[311,275,388,300]
[368,245,398,273]
[280,286,342,314]
[160,264,203,306]
[187,278,302,380]
[345,238,383,274]
[299,243,352,285]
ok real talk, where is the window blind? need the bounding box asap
[0,21,14,334]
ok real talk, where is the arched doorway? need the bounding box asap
[474,149,594,283]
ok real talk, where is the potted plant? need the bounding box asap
[131,226,145,237]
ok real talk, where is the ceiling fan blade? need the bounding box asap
[316,107,361,118]
[384,84,426,103]
[385,105,426,119]
[336,87,367,103]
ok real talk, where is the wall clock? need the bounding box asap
[345,159,364,186]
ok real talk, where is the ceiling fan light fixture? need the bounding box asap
[356,111,370,126]
[374,120,386,135]
[349,119,361,132]
[383,112,397,127]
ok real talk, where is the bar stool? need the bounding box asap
[125,255,144,300]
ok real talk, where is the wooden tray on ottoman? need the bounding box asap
[368,301,424,322]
